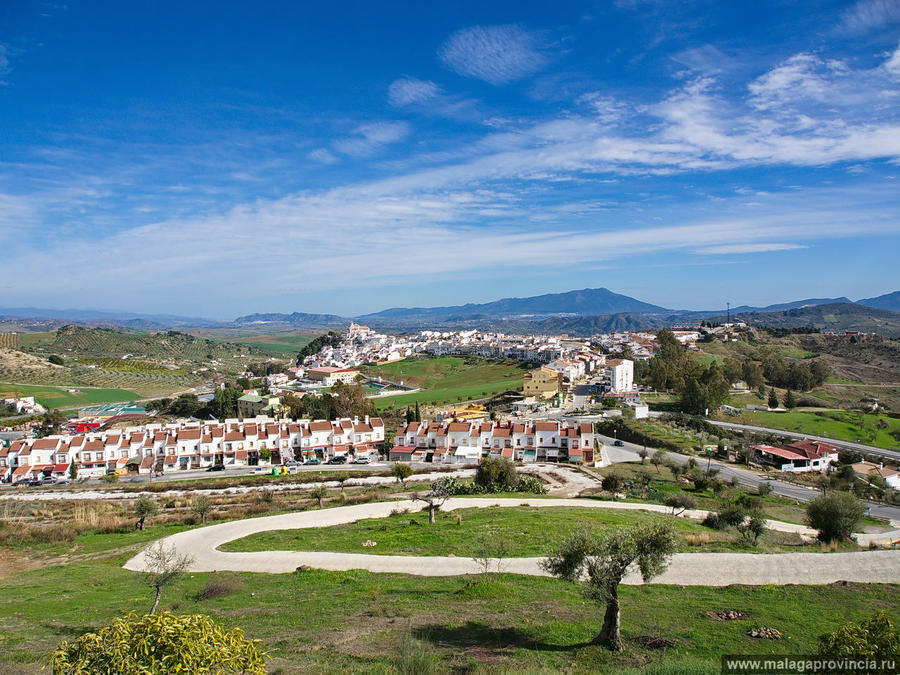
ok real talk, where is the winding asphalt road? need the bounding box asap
[124,497,900,584]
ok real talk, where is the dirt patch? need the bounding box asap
[630,634,677,649]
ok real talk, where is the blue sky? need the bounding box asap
[1,0,899,318]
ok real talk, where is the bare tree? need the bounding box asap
[410,479,451,524]
[141,542,193,614]
[542,523,677,650]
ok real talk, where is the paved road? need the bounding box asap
[123,497,900,583]
[593,433,900,523]
[707,419,900,462]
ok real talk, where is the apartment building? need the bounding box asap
[390,419,597,465]
[523,366,565,399]
[0,415,385,482]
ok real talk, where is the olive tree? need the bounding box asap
[141,541,193,614]
[541,523,677,650]
[806,492,866,542]
[134,495,160,531]
[310,483,328,509]
[392,463,414,486]
[191,496,213,524]
[410,478,452,524]
[50,611,268,674]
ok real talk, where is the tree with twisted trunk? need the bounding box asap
[410,479,452,524]
[541,523,677,650]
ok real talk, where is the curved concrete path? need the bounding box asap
[123,498,900,585]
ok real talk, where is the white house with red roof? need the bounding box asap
[752,439,840,473]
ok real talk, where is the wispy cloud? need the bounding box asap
[307,148,339,164]
[331,121,410,157]
[839,0,900,33]
[694,243,807,255]
[388,77,441,106]
[439,25,549,85]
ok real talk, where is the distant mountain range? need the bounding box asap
[357,287,669,322]
[1,287,898,336]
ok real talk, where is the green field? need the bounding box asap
[1,512,898,672]
[223,505,826,556]
[726,409,900,450]
[228,332,316,358]
[0,382,142,408]
[361,356,529,410]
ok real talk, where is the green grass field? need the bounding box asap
[727,409,900,449]
[1,512,897,672]
[228,333,316,358]
[0,382,142,408]
[362,356,529,410]
[222,505,827,556]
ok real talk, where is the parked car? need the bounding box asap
[55,479,71,486]
[207,464,226,472]
[613,440,625,447]
[351,457,370,464]
[285,459,300,467]
[27,479,42,487]
[304,458,321,465]
[327,455,348,465]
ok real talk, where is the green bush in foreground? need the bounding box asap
[819,611,900,657]
[50,611,268,674]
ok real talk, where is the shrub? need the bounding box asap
[702,512,724,530]
[757,482,773,496]
[50,611,267,674]
[818,611,900,657]
[516,474,547,495]
[601,474,621,494]
[806,492,866,542]
[196,574,244,601]
[475,457,518,492]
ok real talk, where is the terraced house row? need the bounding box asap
[390,419,598,465]
[0,415,385,482]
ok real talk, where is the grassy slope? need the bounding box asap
[727,409,900,449]
[222,505,831,556]
[362,356,529,410]
[0,517,897,673]
[228,332,316,358]
[0,382,142,407]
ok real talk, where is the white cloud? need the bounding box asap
[439,25,548,85]
[307,148,339,164]
[671,44,737,76]
[694,243,807,255]
[331,121,410,157]
[886,42,900,77]
[839,0,900,33]
[388,77,441,106]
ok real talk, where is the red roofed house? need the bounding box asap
[752,439,839,473]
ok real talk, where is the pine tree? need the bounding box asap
[768,388,779,409]
[784,389,796,409]
[414,401,421,422]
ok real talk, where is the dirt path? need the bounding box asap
[123,497,900,584]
